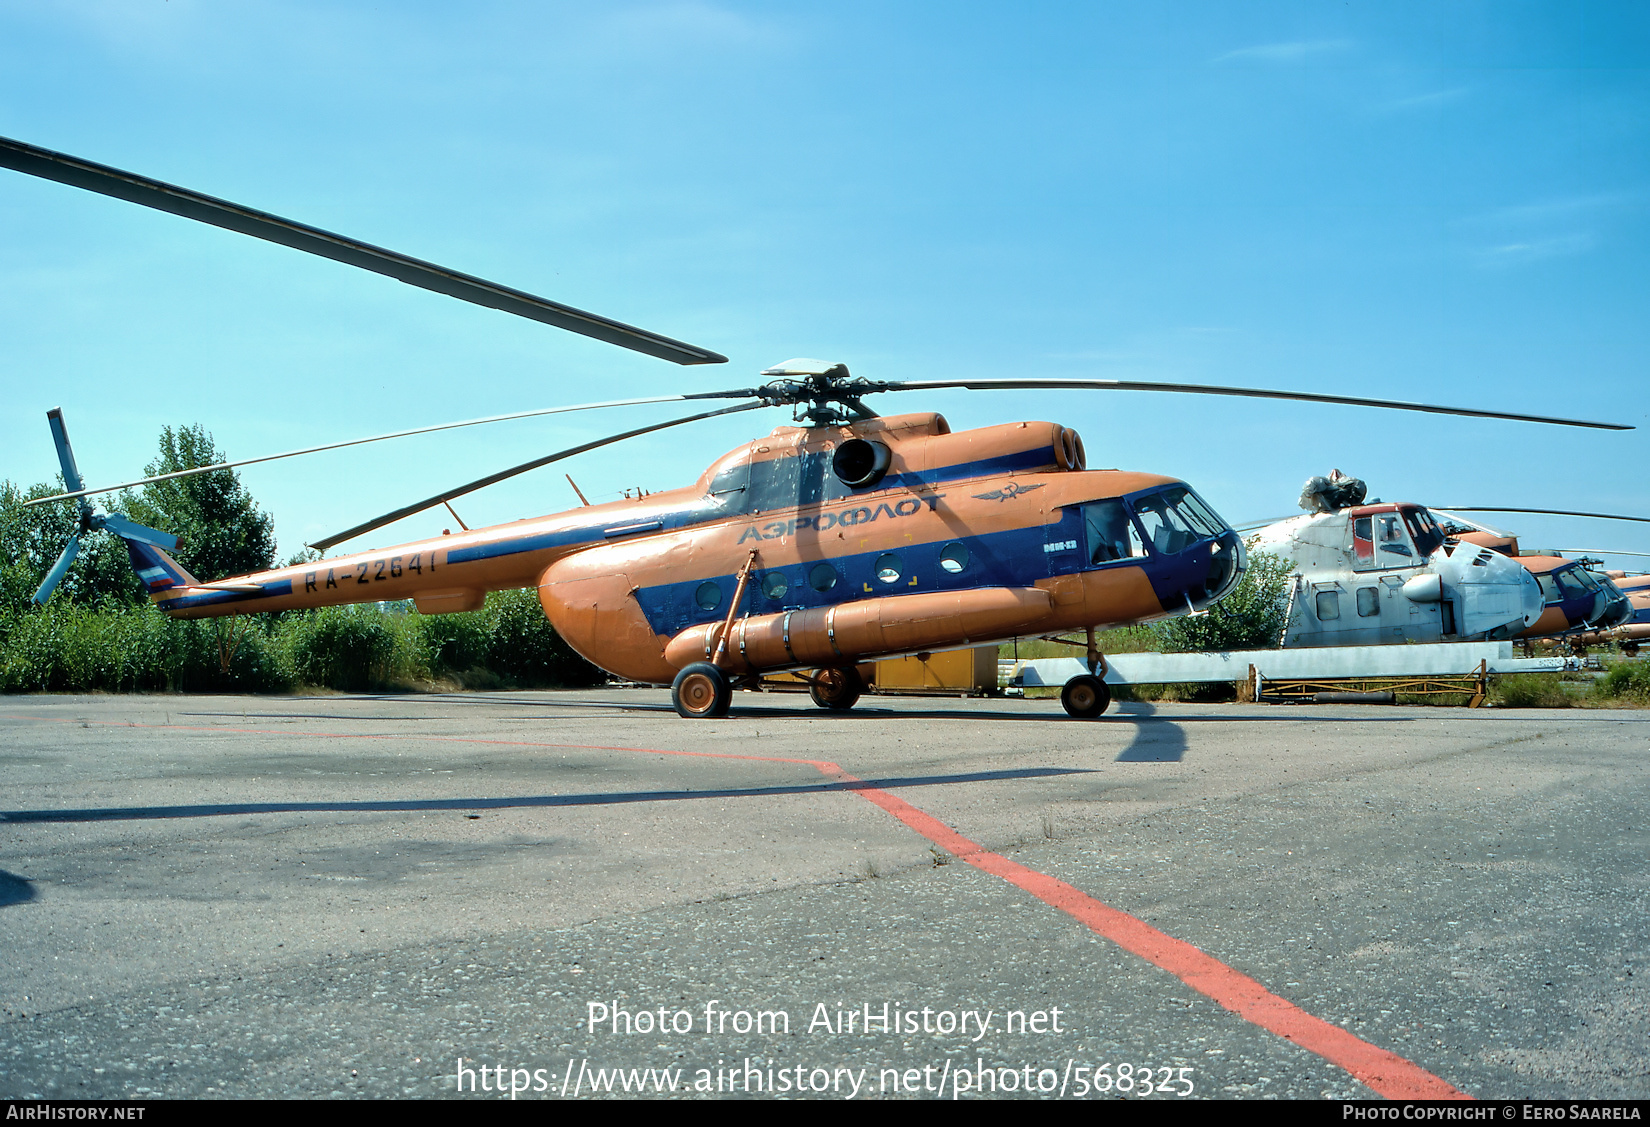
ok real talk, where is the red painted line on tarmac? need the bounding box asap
[5,710,1468,1098]
[811,759,1470,1101]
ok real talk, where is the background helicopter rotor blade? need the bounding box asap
[0,135,727,366]
[873,378,1633,431]
[1429,507,1650,523]
[25,390,763,508]
[308,401,766,552]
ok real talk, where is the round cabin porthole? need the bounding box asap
[875,553,903,585]
[939,542,969,573]
[761,571,788,600]
[695,581,722,611]
[808,563,838,592]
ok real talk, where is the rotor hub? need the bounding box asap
[751,359,889,426]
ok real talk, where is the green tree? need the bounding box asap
[1153,547,1294,653]
[125,425,277,582]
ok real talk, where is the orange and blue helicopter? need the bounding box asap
[6,134,1632,718]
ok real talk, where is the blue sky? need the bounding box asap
[2,1,1645,568]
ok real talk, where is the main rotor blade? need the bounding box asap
[25,391,759,507]
[1539,548,1650,559]
[0,135,727,366]
[875,378,1633,431]
[1432,507,1650,524]
[308,401,765,551]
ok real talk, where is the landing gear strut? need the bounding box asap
[1062,626,1111,718]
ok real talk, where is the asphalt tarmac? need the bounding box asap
[1,689,1645,1100]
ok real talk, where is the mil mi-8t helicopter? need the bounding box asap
[5,135,1632,718]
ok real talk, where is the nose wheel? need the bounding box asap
[672,662,732,718]
[809,666,863,711]
[1061,674,1111,718]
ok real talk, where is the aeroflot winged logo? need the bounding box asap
[972,483,1044,502]
[736,494,947,543]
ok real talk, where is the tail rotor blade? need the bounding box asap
[32,535,82,605]
[98,512,179,550]
[45,408,89,499]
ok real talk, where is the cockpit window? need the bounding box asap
[1372,513,1415,563]
[1403,509,1445,557]
[1131,487,1226,556]
[1082,501,1146,564]
[1554,568,1594,599]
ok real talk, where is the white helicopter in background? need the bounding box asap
[1251,473,1638,649]
[1250,472,1546,648]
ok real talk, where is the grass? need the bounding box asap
[0,589,603,695]
[1487,664,1650,709]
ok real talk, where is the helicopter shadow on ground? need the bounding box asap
[1109,702,1186,762]
[0,870,38,907]
[0,765,1093,826]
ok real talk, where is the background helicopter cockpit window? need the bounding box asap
[1402,508,1446,557]
[1353,513,1418,571]
[1377,515,1416,563]
[1554,567,1597,600]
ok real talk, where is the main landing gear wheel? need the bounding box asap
[671,662,731,718]
[809,666,863,711]
[1061,674,1111,719]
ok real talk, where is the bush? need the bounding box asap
[412,607,491,676]
[1152,547,1293,653]
[1491,673,1572,709]
[476,589,605,688]
[283,605,399,692]
[0,590,603,695]
[1593,662,1650,705]
[0,602,292,693]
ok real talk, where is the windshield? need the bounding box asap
[1554,567,1595,599]
[1131,486,1228,555]
[1403,508,1445,557]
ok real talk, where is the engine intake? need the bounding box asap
[831,438,893,488]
